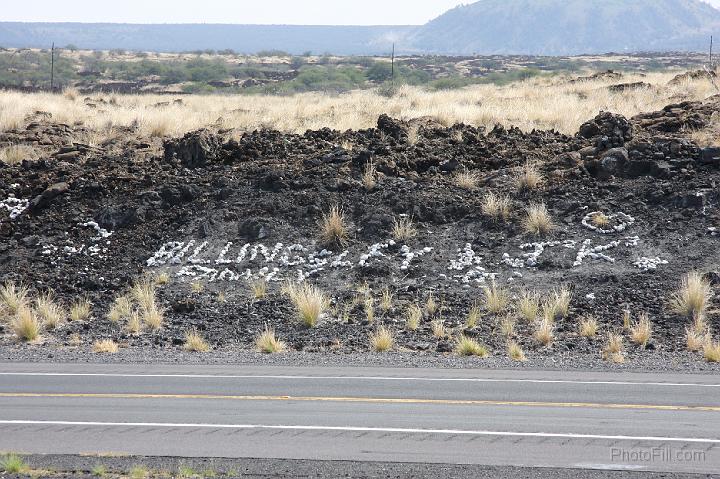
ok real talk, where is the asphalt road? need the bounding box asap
[0,363,718,474]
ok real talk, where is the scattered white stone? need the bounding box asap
[709,227,718,237]
[505,240,576,268]
[573,239,619,267]
[586,293,596,301]
[581,211,635,234]
[187,241,210,264]
[633,256,668,271]
[215,242,234,264]
[1,196,29,220]
[359,240,395,267]
[146,241,186,267]
[80,221,112,241]
[400,245,432,270]
[624,236,640,247]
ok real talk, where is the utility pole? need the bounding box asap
[710,35,714,67]
[50,42,55,91]
[391,42,395,88]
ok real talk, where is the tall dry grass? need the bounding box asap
[0,72,715,137]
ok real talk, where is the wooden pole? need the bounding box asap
[391,42,395,88]
[50,42,55,91]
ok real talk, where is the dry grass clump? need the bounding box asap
[34,291,65,329]
[591,213,610,228]
[320,205,349,247]
[0,145,38,165]
[392,216,417,242]
[686,327,709,352]
[425,293,439,315]
[92,339,119,354]
[483,282,509,314]
[369,325,395,352]
[255,326,286,353]
[249,278,268,299]
[362,161,377,190]
[499,316,516,338]
[69,298,92,322]
[578,316,599,338]
[379,287,393,312]
[155,272,171,285]
[481,192,511,222]
[542,286,571,321]
[629,312,652,348]
[670,272,711,318]
[523,203,554,236]
[602,333,625,363]
[507,340,527,361]
[465,304,481,329]
[123,278,165,330]
[131,279,157,311]
[364,295,375,323]
[108,295,133,323]
[431,319,448,338]
[0,281,30,314]
[534,318,554,346]
[454,335,489,357]
[517,290,539,322]
[405,304,422,331]
[515,162,542,190]
[454,170,479,190]
[287,282,328,327]
[703,338,720,362]
[141,304,164,331]
[183,330,210,352]
[126,310,142,335]
[11,307,40,342]
[190,281,204,293]
[622,309,632,330]
[406,125,420,146]
[689,112,720,147]
[63,87,79,101]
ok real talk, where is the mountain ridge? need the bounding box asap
[0,0,718,55]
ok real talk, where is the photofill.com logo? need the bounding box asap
[611,447,707,463]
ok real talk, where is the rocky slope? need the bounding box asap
[1,92,719,366]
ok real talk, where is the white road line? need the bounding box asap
[0,372,718,387]
[1,420,719,443]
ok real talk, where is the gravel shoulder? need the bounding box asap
[7,454,717,479]
[1,346,719,374]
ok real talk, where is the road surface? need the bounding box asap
[0,363,718,474]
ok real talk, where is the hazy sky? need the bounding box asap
[2,0,470,25]
[3,0,720,24]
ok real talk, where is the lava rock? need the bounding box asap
[163,129,222,168]
[29,182,69,210]
[96,205,143,229]
[700,147,720,165]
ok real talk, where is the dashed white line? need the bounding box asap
[0,372,718,388]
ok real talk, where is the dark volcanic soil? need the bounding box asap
[1,95,720,367]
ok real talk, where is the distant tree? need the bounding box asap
[65,44,79,52]
[366,62,392,82]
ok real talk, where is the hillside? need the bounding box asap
[0,23,410,55]
[408,0,720,55]
[0,0,719,55]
